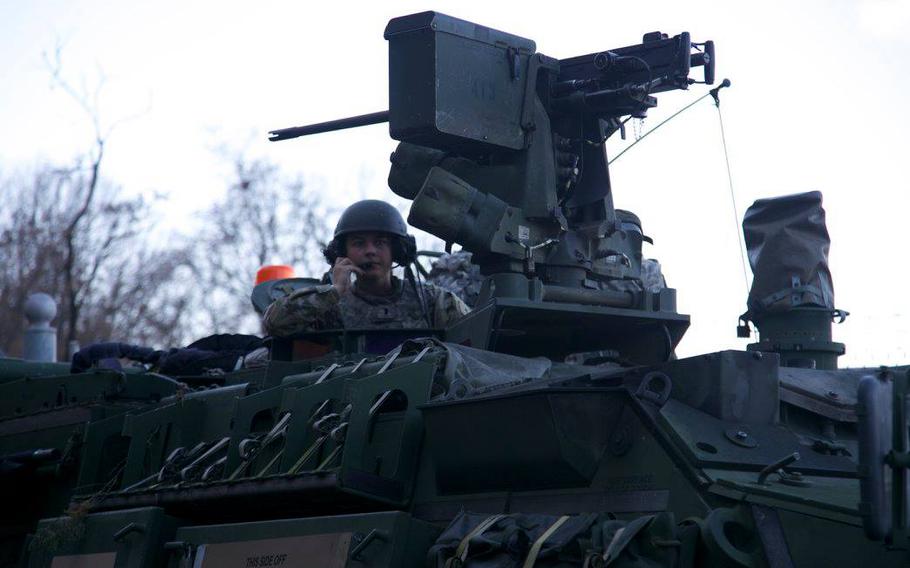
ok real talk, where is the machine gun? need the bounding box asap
[271,11,716,363]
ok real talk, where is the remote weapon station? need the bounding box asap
[1,11,907,568]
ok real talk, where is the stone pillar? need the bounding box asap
[24,293,58,362]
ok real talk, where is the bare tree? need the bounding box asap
[0,48,192,357]
[45,45,113,347]
[187,151,332,335]
[0,164,196,355]
[79,246,196,347]
[1,47,333,355]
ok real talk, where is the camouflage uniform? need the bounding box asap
[262,276,469,336]
[640,258,667,293]
[427,251,483,307]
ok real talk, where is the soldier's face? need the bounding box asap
[345,232,393,280]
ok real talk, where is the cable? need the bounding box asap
[608,90,713,165]
[714,100,751,298]
[604,78,750,301]
[405,265,433,328]
[414,264,431,325]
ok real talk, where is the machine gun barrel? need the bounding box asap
[269,110,389,142]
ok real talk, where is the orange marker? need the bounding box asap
[254,265,295,286]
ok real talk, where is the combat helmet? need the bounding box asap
[323,200,415,265]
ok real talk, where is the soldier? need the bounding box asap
[262,200,469,335]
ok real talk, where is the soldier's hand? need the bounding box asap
[332,257,363,295]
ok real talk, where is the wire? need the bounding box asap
[414,265,431,325]
[608,90,713,165]
[405,264,433,328]
[604,80,751,302]
[714,102,751,297]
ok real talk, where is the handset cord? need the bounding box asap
[404,264,433,328]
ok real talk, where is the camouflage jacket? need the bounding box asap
[427,251,483,307]
[262,276,470,336]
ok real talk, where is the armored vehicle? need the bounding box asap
[2,11,907,568]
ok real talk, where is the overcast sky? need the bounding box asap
[1,0,908,365]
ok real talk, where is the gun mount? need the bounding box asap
[271,12,714,282]
[272,11,717,363]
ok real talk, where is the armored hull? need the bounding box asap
[1,333,906,567]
